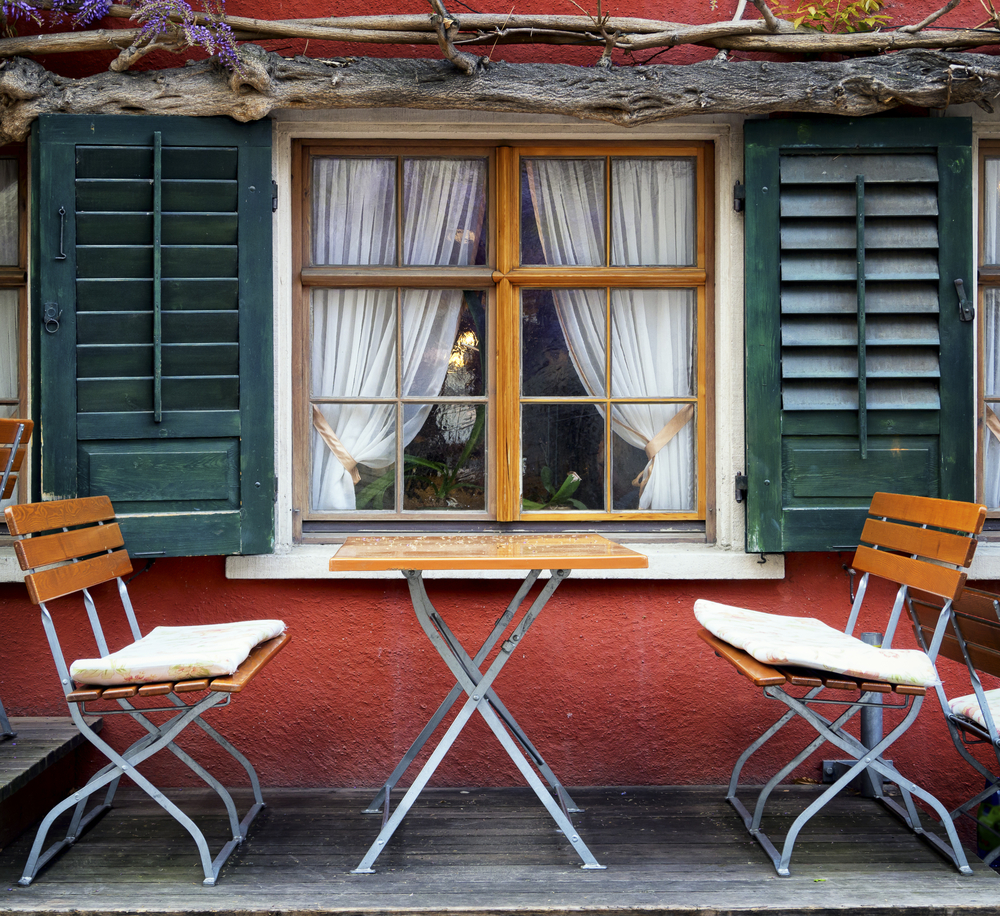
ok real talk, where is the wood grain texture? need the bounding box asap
[23,548,133,604]
[4,494,115,537]
[6,50,1000,144]
[329,534,647,571]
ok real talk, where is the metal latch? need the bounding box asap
[955,278,975,322]
[733,181,745,213]
[735,473,748,503]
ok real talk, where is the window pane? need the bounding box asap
[404,403,486,510]
[522,403,604,511]
[311,403,397,512]
[984,288,1000,508]
[611,403,696,511]
[0,289,16,402]
[312,158,396,266]
[611,289,696,398]
[402,289,486,398]
[611,158,696,267]
[986,159,1000,265]
[403,159,487,266]
[521,158,604,266]
[0,160,17,266]
[522,288,604,397]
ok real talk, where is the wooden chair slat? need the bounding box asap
[852,545,967,600]
[860,518,977,567]
[0,445,28,470]
[67,688,103,703]
[952,587,1000,622]
[0,418,33,440]
[209,632,291,694]
[15,522,125,570]
[136,683,173,697]
[781,669,824,688]
[868,492,988,535]
[24,549,132,604]
[174,679,210,693]
[895,684,927,696]
[4,495,115,537]
[101,686,138,700]
[860,681,893,694]
[697,629,786,686]
[821,675,859,691]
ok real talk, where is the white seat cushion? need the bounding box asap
[948,689,1000,730]
[70,620,286,687]
[694,599,938,687]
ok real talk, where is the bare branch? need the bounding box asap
[428,0,480,74]
[750,0,783,31]
[899,0,962,33]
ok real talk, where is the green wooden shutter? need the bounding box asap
[34,115,274,557]
[745,118,974,553]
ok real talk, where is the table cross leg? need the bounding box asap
[352,568,601,873]
[364,570,546,815]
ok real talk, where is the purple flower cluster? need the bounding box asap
[0,0,241,70]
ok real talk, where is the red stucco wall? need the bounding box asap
[2,554,996,817]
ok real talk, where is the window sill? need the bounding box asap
[968,541,1000,581]
[225,542,786,580]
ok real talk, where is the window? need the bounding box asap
[0,147,26,512]
[292,142,712,534]
[981,144,1000,511]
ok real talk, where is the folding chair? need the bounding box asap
[909,585,1000,865]
[0,417,32,739]
[695,491,986,876]
[4,495,289,886]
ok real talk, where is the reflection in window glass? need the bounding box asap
[521,403,603,511]
[404,403,486,510]
[522,289,603,398]
[611,159,696,267]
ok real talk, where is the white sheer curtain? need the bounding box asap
[524,158,697,511]
[310,157,486,511]
[984,289,1000,508]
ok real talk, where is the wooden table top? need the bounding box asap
[328,534,648,572]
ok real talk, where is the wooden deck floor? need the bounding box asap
[0,784,997,916]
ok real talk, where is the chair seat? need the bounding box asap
[949,688,1000,730]
[70,620,286,687]
[694,599,938,688]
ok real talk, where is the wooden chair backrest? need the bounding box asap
[3,495,132,605]
[0,418,32,501]
[910,587,1000,680]
[851,492,987,601]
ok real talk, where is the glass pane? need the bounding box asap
[403,159,487,266]
[404,403,486,510]
[611,403,696,511]
[986,159,1000,266]
[402,289,486,399]
[611,289,696,398]
[522,288,604,397]
[0,160,18,266]
[985,288,1000,399]
[0,289,16,401]
[312,158,396,266]
[521,403,604,511]
[310,403,397,512]
[311,289,397,398]
[611,158,696,266]
[521,158,604,266]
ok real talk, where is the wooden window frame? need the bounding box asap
[292,139,714,537]
[0,145,28,426]
[979,142,1000,514]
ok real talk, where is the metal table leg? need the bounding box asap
[353,567,603,873]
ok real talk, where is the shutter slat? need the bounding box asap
[781,218,938,250]
[781,185,939,218]
[779,153,939,183]
[782,283,940,314]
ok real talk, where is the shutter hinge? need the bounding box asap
[271,180,278,213]
[735,473,748,503]
[733,181,745,213]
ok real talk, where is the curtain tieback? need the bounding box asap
[312,405,362,485]
[987,405,1000,444]
[632,403,696,494]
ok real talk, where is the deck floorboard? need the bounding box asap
[0,785,997,915]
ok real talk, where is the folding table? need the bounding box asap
[328,534,647,873]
